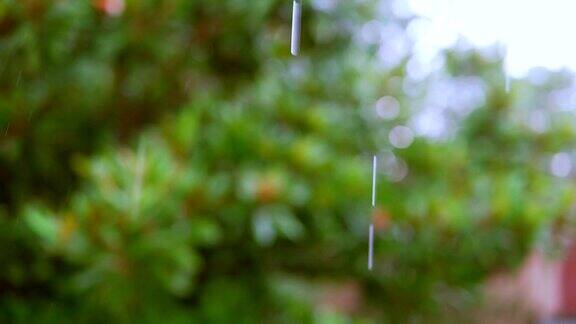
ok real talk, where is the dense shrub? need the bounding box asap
[2,0,576,322]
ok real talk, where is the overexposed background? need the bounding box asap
[402,0,576,76]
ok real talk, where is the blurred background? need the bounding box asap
[2,0,576,322]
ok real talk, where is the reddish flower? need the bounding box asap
[372,207,391,231]
[94,0,125,16]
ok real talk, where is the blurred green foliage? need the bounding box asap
[2,0,576,322]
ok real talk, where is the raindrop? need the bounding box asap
[291,0,302,56]
[368,155,377,271]
[372,155,377,207]
[368,224,374,270]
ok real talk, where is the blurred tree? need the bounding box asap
[1,0,576,322]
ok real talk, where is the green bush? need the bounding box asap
[2,0,576,322]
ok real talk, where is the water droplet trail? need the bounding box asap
[368,155,377,271]
[291,0,302,56]
[368,224,374,270]
[372,155,377,207]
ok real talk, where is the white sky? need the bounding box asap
[405,0,576,77]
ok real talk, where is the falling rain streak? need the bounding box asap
[368,224,374,271]
[291,0,302,56]
[372,155,377,207]
[369,155,377,271]
[289,2,375,271]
